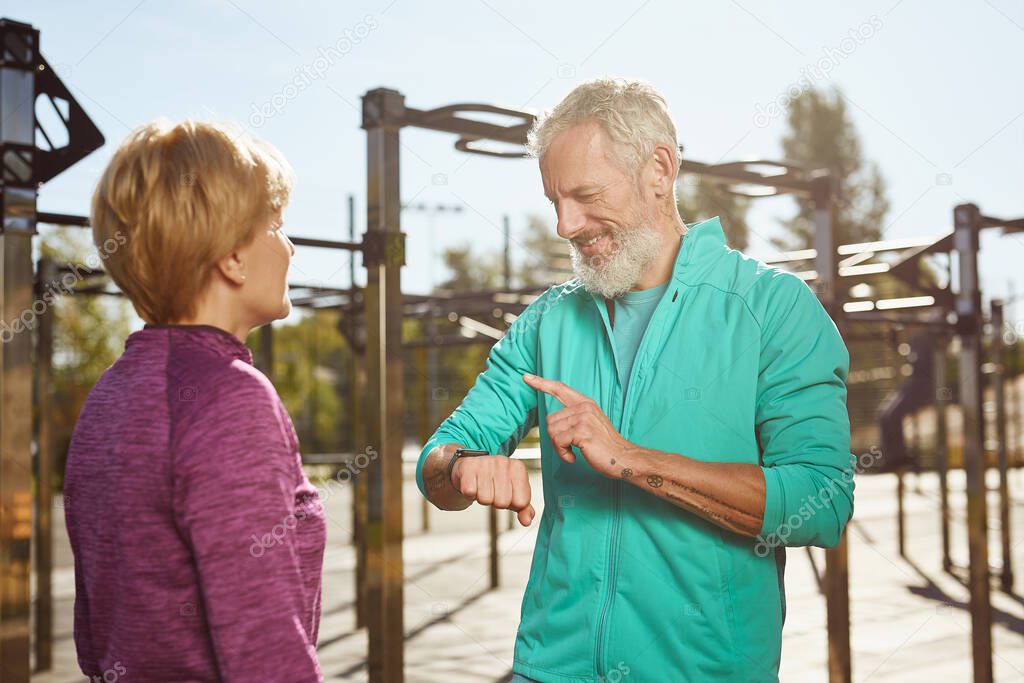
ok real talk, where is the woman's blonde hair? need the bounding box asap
[527,77,680,176]
[91,119,294,324]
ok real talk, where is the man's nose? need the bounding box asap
[555,201,586,241]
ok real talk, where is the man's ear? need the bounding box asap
[649,142,678,199]
[215,249,246,286]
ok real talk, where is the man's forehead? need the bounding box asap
[540,123,621,191]
[547,121,610,158]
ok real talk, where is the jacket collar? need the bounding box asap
[128,324,254,364]
[672,215,728,285]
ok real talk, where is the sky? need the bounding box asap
[7,0,1024,327]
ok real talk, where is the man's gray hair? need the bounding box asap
[526,78,680,175]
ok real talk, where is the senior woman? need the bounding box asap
[63,120,325,681]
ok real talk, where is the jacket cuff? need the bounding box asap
[759,466,785,540]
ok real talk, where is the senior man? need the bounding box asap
[417,78,854,683]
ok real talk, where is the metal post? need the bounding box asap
[896,467,906,558]
[489,215,513,587]
[416,345,430,533]
[345,193,369,629]
[935,336,952,572]
[953,202,993,683]
[502,214,511,290]
[362,87,406,683]
[990,300,1013,591]
[33,257,56,671]
[812,172,851,683]
[489,502,499,589]
[0,19,39,681]
[352,342,369,629]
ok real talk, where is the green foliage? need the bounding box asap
[776,86,890,249]
[38,227,136,483]
[248,310,353,454]
[436,244,504,291]
[517,214,571,287]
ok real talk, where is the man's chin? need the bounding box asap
[573,267,634,300]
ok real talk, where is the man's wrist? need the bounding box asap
[613,444,653,481]
[447,448,489,486]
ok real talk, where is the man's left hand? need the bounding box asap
[523,373,633,478]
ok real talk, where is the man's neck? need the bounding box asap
[632,215,687,291]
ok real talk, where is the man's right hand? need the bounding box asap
[451,451,536,527]
[422,443,536,526]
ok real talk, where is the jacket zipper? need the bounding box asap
[592,296,620,679]
[591,286,679,679]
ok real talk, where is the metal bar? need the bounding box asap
[289,236,362,251]
[953,202,993,683]
[403,104,533,145]
[678,158,815,196]
[348,193,368,630]
[416,345,429,534]
[897,467,906,557]
[489,507,499,589]
[362,87,406,683]
[502,214,511,289]
[842,311,953,328]
[935,336,952,572]
[35,211,89,227]
[353,339,368,630]
[979,214,1024,232]
[990,301,1013,591]
[33,256,56,671]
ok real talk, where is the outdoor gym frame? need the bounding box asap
[1,15,1019,683]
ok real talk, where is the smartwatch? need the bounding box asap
[448,448,490,485]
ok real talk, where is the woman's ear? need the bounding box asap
[215,249,247,286]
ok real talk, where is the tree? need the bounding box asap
[435,244,504,291]
[38,226,136,486]
[253,310,351,455]
[517,214,571,287]
[678,176,751,250]
[775,86,890,250]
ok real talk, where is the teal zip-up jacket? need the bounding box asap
[417,217,855,683]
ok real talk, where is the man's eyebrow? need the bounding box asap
[546,184,606,200]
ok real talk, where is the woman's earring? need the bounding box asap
[240,274,247,282]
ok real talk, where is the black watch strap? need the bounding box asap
[447,448,490,486]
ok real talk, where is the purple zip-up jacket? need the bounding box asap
[64,324,326,681]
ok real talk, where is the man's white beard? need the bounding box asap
[569,208,664,299]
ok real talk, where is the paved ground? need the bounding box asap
[32,466,1024,682]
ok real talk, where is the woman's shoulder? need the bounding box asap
[167,357,291,441]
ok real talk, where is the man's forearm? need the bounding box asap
[616,446,766,537]
[421,443,473,511]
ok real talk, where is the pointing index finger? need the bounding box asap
[523,373,589,407]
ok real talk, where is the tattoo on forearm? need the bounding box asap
[633,472,762,535]
[663,491,761,535]
[620,468,633,479]
[667,478,760,523]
